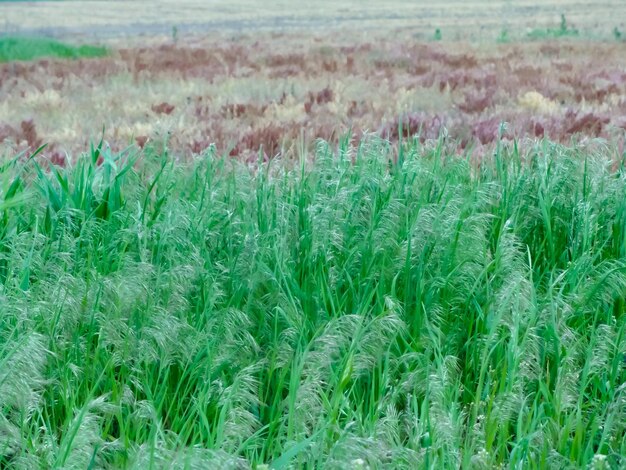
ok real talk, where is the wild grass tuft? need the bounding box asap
[527,14,580,40]
[0,36,107,62]
[0,137,625,468]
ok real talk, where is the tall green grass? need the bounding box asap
[1,137,625,468]
[0,37,107,62]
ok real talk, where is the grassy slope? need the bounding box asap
[0,139,625,468]
[0,37,106,62]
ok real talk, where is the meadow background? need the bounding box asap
[1,1,626,469]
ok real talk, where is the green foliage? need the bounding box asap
[497,28,509,44]
[0,36,107,62]
[527,14,579,40]
[1,138,625,468]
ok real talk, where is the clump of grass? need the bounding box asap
[497,28,510,43]
[0,36,107,62]
[0,137,625,468]
[527,13,580,39]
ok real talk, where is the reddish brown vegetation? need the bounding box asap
[0,119,42,150]
[1,34,626,159]
[135,135,149,149]
[151,102,175,115]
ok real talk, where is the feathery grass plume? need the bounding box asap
[0,136,625,467]
[214,362,263,453]
[127,443,247,470]
[54,395,116,469]
[0,333,47,465]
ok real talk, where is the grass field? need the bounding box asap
[2,36,626,160]
[1,1,625,40]
[1,138,625,468]
[1,1,626,469]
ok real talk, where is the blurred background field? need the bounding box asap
[2,0,626,42]
[1,1,626,161]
